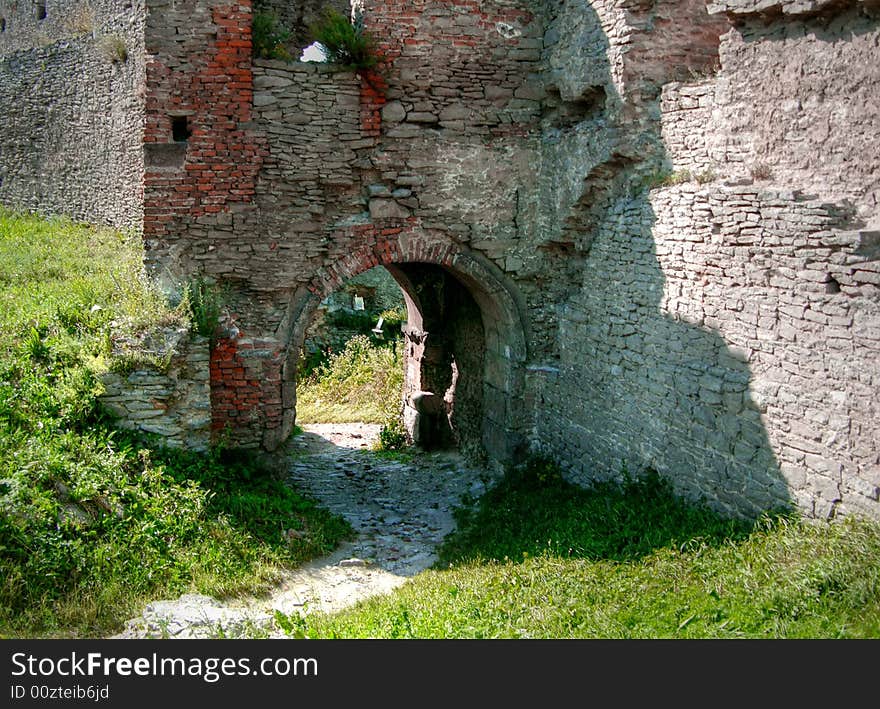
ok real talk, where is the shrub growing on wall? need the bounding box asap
[309,8,378,70]
[252,10,292,61]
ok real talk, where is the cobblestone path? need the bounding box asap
[114,423,493,638]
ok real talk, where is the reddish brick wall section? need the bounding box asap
[143,1,270,446]
[143,1,266,241]
[360,71,387,137]
[210,331,284,446]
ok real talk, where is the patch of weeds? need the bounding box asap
[750,162,773,181]
[273,608,310,638]
[375,414,408,452]
[438,457,754,566]
[97,34,128,63]
[106,349,174,376]
[183,276,225,341]
[296,335,403,424]
[642,169,693,190]
[252,10,292,61]
[309,8,378,71]
[151,442,354,566]
[66,3,95,35]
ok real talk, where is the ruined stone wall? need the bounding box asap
[100,330,213,451]
[146,0,545,452]
[2,0,877,520]
[243,0,548,294]
[142,0,266,290]
[141,0,880,519]
[0,0,145,230]
[532,0,880,519]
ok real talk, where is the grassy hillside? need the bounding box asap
[0,208,351,637]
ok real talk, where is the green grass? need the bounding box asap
[252,10,292,62]
[278,458,880,639]
[296,334,404,424]
[0,208,351,637]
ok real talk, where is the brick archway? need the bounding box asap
[279,233,529,462]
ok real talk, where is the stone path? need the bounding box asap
[113,423,495,638]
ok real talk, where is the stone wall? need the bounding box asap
[141,0,541,455]
[141,0,880,519]
[0,0,145,230]
[1,0,878,520]
[142,0,267,292]
[531,0,879,519]
[99,330,212,451]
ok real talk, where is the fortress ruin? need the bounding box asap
[1,0,878,520]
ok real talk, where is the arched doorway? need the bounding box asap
[280,237,528,463]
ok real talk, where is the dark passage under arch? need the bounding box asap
[281,240,528,464]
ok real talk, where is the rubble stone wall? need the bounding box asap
[0,0,145,229]
[100,332,213,451]
[530,0,880,519]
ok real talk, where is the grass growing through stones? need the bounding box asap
[0,209,351,637]
[279,457,880,639]
[296,334,404,425]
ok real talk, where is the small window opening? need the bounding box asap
[300,42,328,63]
[171,116,191,143]
[36,2,47,21]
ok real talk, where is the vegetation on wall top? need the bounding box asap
[252,9,292,61]
[309,8,378,71]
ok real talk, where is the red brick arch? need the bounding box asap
[280,230,529,461]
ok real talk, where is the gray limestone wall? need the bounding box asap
[99,330,213,451]
[248,58,367,286]
[531,0,880,520]
[534,182,879,519]
[0,0,145,230]
[139,0,880,520]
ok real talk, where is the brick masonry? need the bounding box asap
[0,0,877,520]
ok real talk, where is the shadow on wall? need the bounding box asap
[537,0,793,519]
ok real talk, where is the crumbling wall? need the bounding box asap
[532,0,879,519]
[2,0,877,520]
[141,0,267,287]
[0,0,145,230]
[100,330,212,451]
